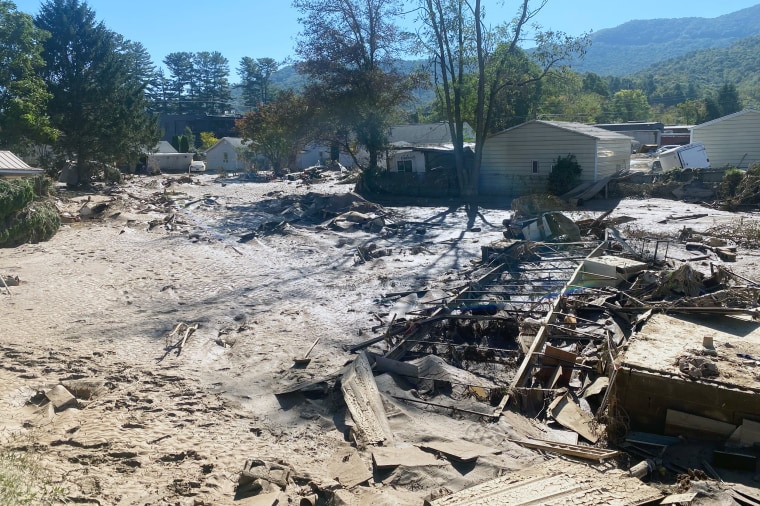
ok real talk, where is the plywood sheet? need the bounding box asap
[420,440,501,463]
[548,394,602,443]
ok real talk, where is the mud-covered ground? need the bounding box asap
[1,171,758,505]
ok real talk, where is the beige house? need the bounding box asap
[479,120,633,197]
[205,137,250,172]
[690,109,760,169]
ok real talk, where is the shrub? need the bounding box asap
[0,201,61,247]
[104,166,122,184]
[719,168,744,198]
[0,180,35,220]
[547,154,582,196]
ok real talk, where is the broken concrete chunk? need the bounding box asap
[45,384,78,411]
[327,450,371,489]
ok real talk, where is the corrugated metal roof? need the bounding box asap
[0,151,32,170]
[691,108,760,130]
[538,120,634,141]
[494,120,633,141]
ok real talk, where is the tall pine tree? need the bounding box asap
[36,0,159,182]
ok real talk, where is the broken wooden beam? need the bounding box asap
[509,437,618,461]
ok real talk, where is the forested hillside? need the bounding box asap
[573,4,760,76]
[632,35,760,105]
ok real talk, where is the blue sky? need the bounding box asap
[12,0,760,77]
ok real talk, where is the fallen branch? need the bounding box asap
[0,275,11,296]
[178,324,199,354]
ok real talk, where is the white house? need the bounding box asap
[690,109,760,169]
[205,137,250,173]
[297,143,358,170]
[479,120,633,197]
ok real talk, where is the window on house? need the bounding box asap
[397,160,413,173]
[532,160,539,173]
[223,152,229,163]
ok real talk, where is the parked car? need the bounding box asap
[188,160,206,172]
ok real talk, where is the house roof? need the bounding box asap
[154,141,177,153]
[495,120,634,142]
[207,137,247,152]
[0,151,43,177]
[691,109,760,131]
[388,123,473,145]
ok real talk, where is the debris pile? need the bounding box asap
[270,206,760,505]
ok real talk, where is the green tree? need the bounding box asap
[602,89,651,122]
[717,82,742,117]
[417,0,589,197]
[235,90,313,174]
[36,0,159,183]
[0,1,56,152]
[163,51,195,113]
[194,51,230,114]
[293,0,418,171]
[237,56,279,109]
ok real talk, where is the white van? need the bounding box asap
[188,160,206,172]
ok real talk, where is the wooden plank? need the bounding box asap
[341,352,393,445]
[509,437,618,461]
[665,409,737,440]
[661,492,698,505]
[419,440,501,463]
[548,393,602,443]
[371,447,444,469]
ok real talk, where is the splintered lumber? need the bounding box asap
[419,440,501,463]
[424,459,662,506]
[371,447,444,469]
[341,352,393,446]
[509,437,618,461]
[507,241,607,411]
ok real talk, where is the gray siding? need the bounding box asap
[480,122,630,197]
[691,110,760,169]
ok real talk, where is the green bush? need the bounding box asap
[104,166,122,184]
[0,180,35,220]
[719,168,744,198]
[748,161,760,177]
[0,201,61,247]
[30,175,55,198]
[547,154,582,196]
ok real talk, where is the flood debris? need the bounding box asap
[268,205,760,505]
